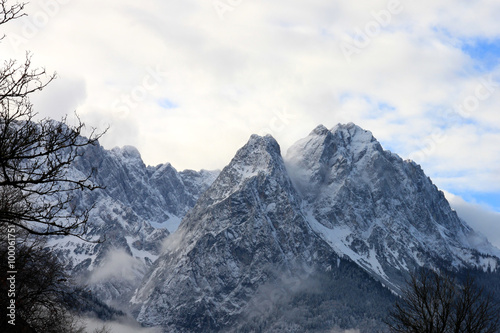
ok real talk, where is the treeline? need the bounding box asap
[228,259,396,333]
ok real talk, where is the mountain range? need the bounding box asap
[50,123,500,332]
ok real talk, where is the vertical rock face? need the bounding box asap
[50,142,218,307]
[48,123,499,331]
[132,124,500,332]
[133,135,337,331]
[78,144,217,227]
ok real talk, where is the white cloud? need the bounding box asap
[1,0,499,200]
[444,191,500,249]
[329,329,360,333]
[83,316,161,333]
[30,75,87,122]
[90,248,144,283]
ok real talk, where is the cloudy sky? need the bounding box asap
[1,0,499,236]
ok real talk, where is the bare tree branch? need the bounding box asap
[0,228,87,332]
[0,1,26,42]
[386,269,500,333]
[0,2,106,239]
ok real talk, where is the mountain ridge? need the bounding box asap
[50,141,219,308]
[46,122,499,331]
[130,123,499,331]
[286,123,499,291]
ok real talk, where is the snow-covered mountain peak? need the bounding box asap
[127,123,500,332]
[285,123,380,202]
[330,123,381,157]
[133,132,338,331]
[232,134,281,169]
[285,124,332,172]
[285,123,500,284]
[286,123,381,170]
[240,134,281,162]
[111,145,143,161]
[331,122,373,137]
[197,134,284,203]
[310,124,330,135]
[149,162,177,179]
[230,134,282,173]
[49,141,219,308]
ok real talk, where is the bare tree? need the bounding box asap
[93,325,112,333]
[0,227,87,332]
[0,1,25,29]
[0,1,105,238]
[451,275,500,333]
[386,269,500,333]
[0,2,110,331]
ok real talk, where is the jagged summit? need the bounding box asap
[286,123,382,203]
[287,123,381,170]
[286,123,499,290]
[133,131,333,331]
[111,145,143,160]
[50,141,219,308]
[159,133,296,248]
[310,123,329,135]
[308,122,376,140]
[232,133,282,168]
[330,122,380,149]
[132,123,500,332]
[195,134,285,206]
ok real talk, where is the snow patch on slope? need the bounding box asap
[305,209,389,282]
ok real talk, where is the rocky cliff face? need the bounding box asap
[133,135,324,329]
[49,123,500,331]
[131,124,500,332]
[49,142,218,308]
[285,123,500,289]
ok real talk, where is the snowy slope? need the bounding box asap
[286,123,500,289]
[49,142,219,308]
[132,124,500,332]
[133,135,350,331]
[43,122,500,331]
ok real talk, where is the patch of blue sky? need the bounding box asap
[338,93,396,114]
[431,27,500,73]
[455,191,500,213]
[338,92,356,103]
[377,102,396,112]
[158,98,178,109]
[461,38,500,72]
[424,103,479,131]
